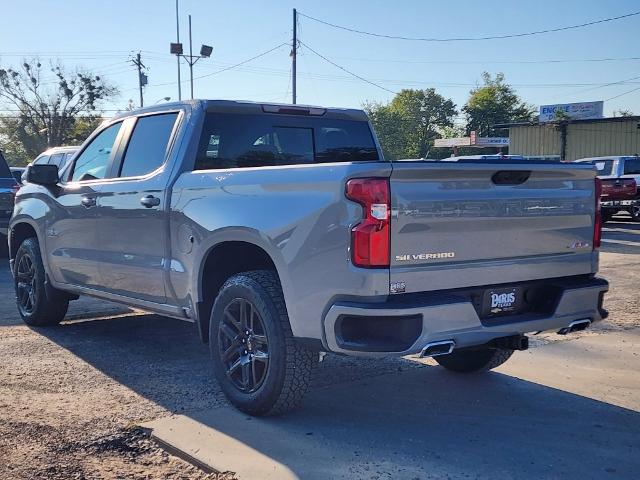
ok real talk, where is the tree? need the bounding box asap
[463,72,535,137]
[363,101,405,160]
[613,109,634,117]
[0,59,117,165]
[365,88,457,159]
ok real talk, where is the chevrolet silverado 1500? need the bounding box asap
[9,100,608,415]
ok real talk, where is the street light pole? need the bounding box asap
[169,17,212,99]
[176,0,181,101]
[189,14,194,99]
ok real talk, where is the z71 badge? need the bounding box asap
[395,252,455,262]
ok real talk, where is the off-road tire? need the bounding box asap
[435,347,513,373]
[209,270,316,416]
[14,237,68,326]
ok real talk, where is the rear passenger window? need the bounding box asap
[119,113,178,178]
[624,158,640,175]
[316,126,379,163]
[195,113,379,170]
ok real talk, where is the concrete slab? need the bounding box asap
[499,329,640,412]
[143,329,640,480]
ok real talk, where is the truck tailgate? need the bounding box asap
[389,161,597,293]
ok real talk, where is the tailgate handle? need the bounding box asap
[492,170,531,185]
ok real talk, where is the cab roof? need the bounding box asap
[113,99,369,122]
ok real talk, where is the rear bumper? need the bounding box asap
[602,199,639,208]
[322,276,609,357]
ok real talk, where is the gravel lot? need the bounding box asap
[0,218,638,479]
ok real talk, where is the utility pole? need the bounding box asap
[131,52,147,107]
[176,0,182,101]
[292,8,297,104]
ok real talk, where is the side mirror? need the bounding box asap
[26,164,59,186]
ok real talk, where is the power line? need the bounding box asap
[605,86,640,101]
[298,10,640,42]
[299,41,397,95]
[553,73,640,101]
[325,55,640,65]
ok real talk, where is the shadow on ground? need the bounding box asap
[36,313,640,480]
[601,217,640,254]
[0,257,132,327]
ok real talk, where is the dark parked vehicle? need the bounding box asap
[0,151,20,246]
[575,156,640,222]
[9,100,608,416]
[10,167,25,185]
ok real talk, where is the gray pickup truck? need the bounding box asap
[9,100,608,415]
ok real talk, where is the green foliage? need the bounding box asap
[364,88,457,160]
[0,59,118,165]
[463,72,535,136]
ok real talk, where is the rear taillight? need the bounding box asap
[346,178,390,268]
[594,177,602,249]
[601,178,637,199]
[625,178,638,193]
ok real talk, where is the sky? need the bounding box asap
[1,0,640,124]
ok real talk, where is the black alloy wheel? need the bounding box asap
[15,252,37,315]
[218,297,270,393]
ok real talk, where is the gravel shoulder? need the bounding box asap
[0,221,638,479]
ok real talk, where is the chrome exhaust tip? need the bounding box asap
[419,340,455,358]
[557,319,591,335]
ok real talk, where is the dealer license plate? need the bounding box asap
[482,287,523,317]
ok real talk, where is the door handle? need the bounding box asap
[140,195,161,208]
[81,196,96,208]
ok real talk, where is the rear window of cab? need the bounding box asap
[195,113,379,170]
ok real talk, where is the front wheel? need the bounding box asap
[14,237,68,326]
[209,270,316,416]
[435,347,513,373]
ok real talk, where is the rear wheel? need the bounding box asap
[209,270,316,416]
[435,347,513,373]
[14,237,68,326]
[630,204,640,222]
